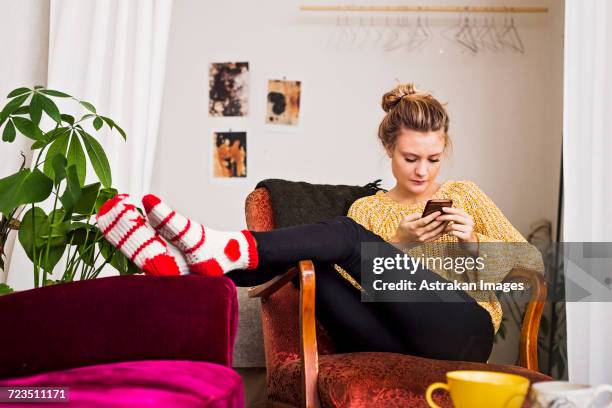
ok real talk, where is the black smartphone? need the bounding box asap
[422,199,453,218]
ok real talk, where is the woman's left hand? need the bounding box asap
[436,207,478,243]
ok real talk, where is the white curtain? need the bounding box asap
[0,0,50,283]
[5,0,173,289]
[47,0,173,197]
[564,0,612,385]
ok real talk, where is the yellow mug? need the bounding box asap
[426,370,530,408]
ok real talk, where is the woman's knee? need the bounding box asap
[320,216,369,241]
[317,216,364,260]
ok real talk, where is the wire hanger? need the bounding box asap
[477,15,501,52]
[383,16,402,50]
[455,16,479,53]
[500,15,525,53]
[407,12,431,51]
[372,16,384,45]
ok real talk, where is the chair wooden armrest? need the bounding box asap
[247,260,321,408]
[504,267,547,371]
[247,267,299,299]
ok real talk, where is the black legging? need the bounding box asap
[226,216,494,362]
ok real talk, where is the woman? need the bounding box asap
[96,83,542,363]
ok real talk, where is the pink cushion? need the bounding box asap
[0,360,243,408]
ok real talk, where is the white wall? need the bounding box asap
[154,0,564,366]
[0,0,50,283]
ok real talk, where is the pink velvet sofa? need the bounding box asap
[0,274,243,407]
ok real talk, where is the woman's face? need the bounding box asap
[387,127,446,196]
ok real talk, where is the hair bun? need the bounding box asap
[381,83,422,113]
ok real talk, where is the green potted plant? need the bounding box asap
[0,86,139,294]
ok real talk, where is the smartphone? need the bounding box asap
[422,199,453,218]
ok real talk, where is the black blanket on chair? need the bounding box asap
[255,178,385,228]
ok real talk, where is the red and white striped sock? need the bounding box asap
[142,194,258,276]
[96,194,179,276]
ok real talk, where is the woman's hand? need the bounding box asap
[391,211,447,243]
[437,207,478,243]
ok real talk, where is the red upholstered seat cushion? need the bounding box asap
[268,352,552,408]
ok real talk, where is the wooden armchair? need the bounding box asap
[245,187,551,408]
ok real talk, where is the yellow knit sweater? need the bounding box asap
[336,180,544,332]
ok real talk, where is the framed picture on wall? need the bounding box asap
[212,130,247,178]
[265,79,301,126]
[209,62,249,117]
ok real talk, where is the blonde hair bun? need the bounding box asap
[377,82,451,150]
[381,83,428,113]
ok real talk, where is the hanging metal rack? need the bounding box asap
[300,5,548,13]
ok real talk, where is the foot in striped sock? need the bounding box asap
[142,194,258,276]
[96,194,180,276]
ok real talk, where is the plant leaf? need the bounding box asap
[126,259,140,274]
[59,165,82,218]
[78,130,111,187]
[98,239,114,261]
[29,93,43,126]
[47,209,69,244]
[61,114,74,125]
[30,139,45,150]
[12,106,30,115]
[12,117,42,140]
[7,87,31,98]
[43,132,70,181]
[74,182,101,215]
[114,123,126,140]
[18,206,49,261]
[78,244,96,267]
[34,85,44,90]
[79,101,96,114]
[66,134,86,186]
[98,239,126,273]
[39,89,71,98]
[43,126,70,145]
[0,93,30,122]
[93,116,103,131]
[67,223,98,245]
[48,208,65,225]
[51,153,67,186]
[0,283,14,295]
[39,94,62,124]
[32,126,71,150]
[67,221,94,232]
[41,245,66,274]
[100,116,114,129]
[0,169,53,215]
[94,187,118,212]
[2,120,15,142]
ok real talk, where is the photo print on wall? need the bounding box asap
[266,79,301,126]
[209,62,249,117]
[213,131,247,178]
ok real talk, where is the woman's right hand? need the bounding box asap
[391,211,447,243]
